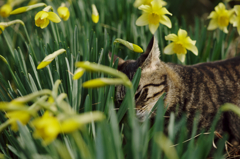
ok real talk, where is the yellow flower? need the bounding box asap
[134,0,167,8]
[6,111,31,131]
[60,119,80,133]
[114,38,143,53]
[207,3,234,33]
[57,6,70,21]
[31,111,61,145]
[91,4,99,23]
[35,10,61,29]
[73,68,85,80]
[136,0,172,34]
[0,4,12,18]
[230,5,240,35]
[163,29,198,63]
[0,25,5,34]
[37,49,66,69]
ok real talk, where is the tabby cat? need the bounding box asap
[110,36,240,142]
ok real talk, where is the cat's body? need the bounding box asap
[111,37,240,142]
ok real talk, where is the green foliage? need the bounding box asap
[0,0,237,158]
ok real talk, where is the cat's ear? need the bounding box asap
[108,52,125,66]
[136,36,161,69]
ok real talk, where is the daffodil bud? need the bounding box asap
[10,3,47,15]
[91,4,99,23]
[114,38,143,53]
[83,78,124,88]
[0,4,12,17]
[57,3,70,21]
[73,68,85,80]
[37,49,66,69]
[6,111,31,131]
[75,61,132,88]
[0,55,8,64]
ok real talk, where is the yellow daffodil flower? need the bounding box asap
[31,111,61,145]
[136,0,172,34]
[114,38,143,53]
[57,4,70,21]
[207,3,234,33]
[37,49,66,69]
[35,10,61,29]
[73,68,85,80]
[0,25,5,34]
[83,78,125,88]
[163,29,198,63]
[0,4,12,18]
[134,0,167,8]
[6,111,31,131]
[230,5,240,35]
[91,4,99,23]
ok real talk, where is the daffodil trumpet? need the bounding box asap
[37,49,66,69]
[75,61,132,88]
[10,3,47,15]
[114,38,143,53]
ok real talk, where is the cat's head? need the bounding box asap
[109,37,169,120]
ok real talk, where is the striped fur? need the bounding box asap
[110,36,240,142]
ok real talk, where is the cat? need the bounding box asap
[109,36,240,143]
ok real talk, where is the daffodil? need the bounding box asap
[35,10,61,29]
[31,111,61,145]
[207,3,234,33]
[6,111,31,131]
[163,29,198,63]
[114,38,143,53]
[230,5,240,35]
[73,68,85,80]
[91,4,99,23]
[37,49,66,69]
[136,0,172,34]
[0,25,5,34]
[0,4,12,18]
[57,3,70,21]
[134,0,167,8]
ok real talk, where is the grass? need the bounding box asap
[0,0,239,158]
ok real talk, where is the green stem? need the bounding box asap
[22,24,37,63]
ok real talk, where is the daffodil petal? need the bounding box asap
[47,12,61,23]
[207,19,218,30]
[177,54,186,63]
[138,4,152,13]
[185,43,198,56]
[215,3,225,13]
[234,5,240,15]
[149,23,159,34]
[165,34,178,41]
[185,37,196,45]
[207,11,217,19]
[40,12,49,20]
[151,0,162,11]
[164,43,175,55]
[178,29,187,38]
[159,15,172,28]
[35,11,44,20]
[136,13,149,26]
[160,7,172,16]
